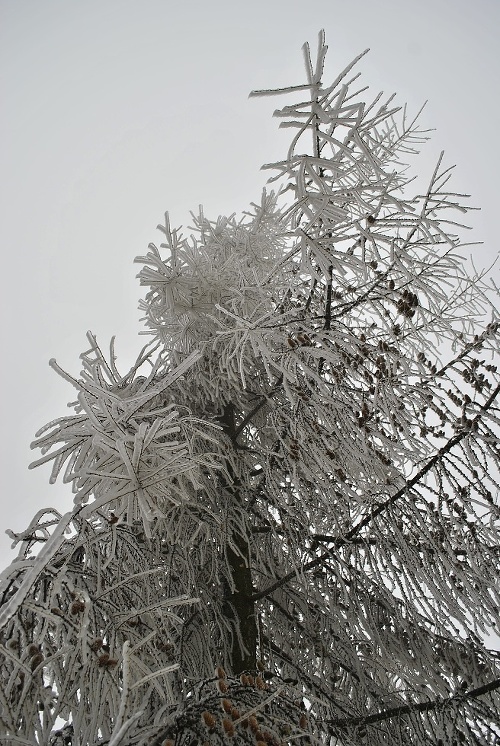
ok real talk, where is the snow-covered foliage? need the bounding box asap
[1,31,499,745]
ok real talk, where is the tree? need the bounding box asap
[1,30,499,746]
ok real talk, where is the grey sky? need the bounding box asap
[1,0,499,565]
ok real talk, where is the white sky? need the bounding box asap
[1,0,499,567]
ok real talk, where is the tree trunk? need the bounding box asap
[223,532,257,674]
[219,403,258,674]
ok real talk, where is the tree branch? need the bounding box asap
[250,383,500,603]
[344,382,500,543]
[233,375,283,441]
[330,677,500,729]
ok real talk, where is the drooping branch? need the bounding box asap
[330,677,500,729]
[251,383,500,603]
[345,381,500,542]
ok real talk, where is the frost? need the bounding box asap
[1,30,499,746]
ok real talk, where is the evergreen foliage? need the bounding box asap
[1,31,499,745]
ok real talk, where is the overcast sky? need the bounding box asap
[1,0,499,566]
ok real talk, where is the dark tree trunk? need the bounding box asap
[218,403,258,674]
[223,533,257,674]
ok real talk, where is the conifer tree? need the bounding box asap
[1,31,499,746]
